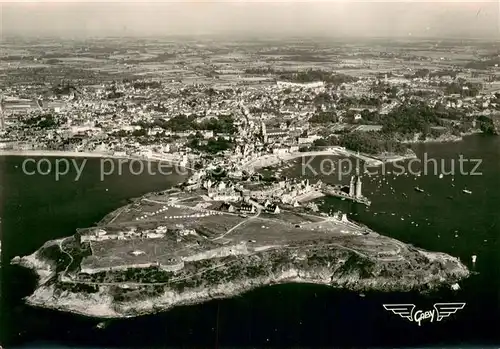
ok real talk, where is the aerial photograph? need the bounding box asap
[0,1,499,348]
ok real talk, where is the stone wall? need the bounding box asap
[183,243,249,262]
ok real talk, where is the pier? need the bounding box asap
[321,171,371,207]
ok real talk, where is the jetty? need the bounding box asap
[321,183,371,206]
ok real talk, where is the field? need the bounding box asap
[77,191,389,276]
[81,233,214,271]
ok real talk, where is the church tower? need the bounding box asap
[349,176,355,197]
[356,175,362,198]
[354,162,362,198]
[261,121,268,143]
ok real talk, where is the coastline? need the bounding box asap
[23,264,466,319]
[0,150,192,168]
[371,150,418,163]
[17,231,469,319]
[10,187,470,319]
[0,150,122,158]
[242,147,418,172]
[5,141,476,320]
[242,147,386,171]
[400,130,484,144]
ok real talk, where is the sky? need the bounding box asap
[0,0,499,38]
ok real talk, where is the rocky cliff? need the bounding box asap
[13,237,470,319]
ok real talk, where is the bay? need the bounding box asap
[1,135,499,348]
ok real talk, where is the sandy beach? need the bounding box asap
[242,147,387,171]
[372,150,418,163]
[0,150,186,163]
[0,150,124,159]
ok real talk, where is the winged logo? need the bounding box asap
[383,303,465,325]
[434,303,466,321]
[383,304,415,321]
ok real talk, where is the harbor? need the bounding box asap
[3,135,500,348]
[321,183,371,206]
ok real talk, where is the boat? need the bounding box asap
[439,173,444,179]
[96,321,108,329]
[414,187,424,193]
[463,189,472,194]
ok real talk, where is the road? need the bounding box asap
[58,238,74,278]
[212,208,261,241]
[106,195,218,226]
[107,206,127,224]
[60,200,405,287]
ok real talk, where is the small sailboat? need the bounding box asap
[438,173,444,179]
[463,189,472,194]
[96,321,108,329]
[414,187,424,193]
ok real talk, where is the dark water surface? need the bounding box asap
[1,136,500,348]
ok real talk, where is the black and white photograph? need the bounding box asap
[0,1,499,348]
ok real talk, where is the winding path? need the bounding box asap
[212,208,261,241]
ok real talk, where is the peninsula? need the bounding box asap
[7,37,496,319]
[13,186,469,318]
